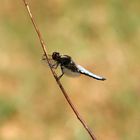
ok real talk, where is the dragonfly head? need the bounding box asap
[52,52,61,61]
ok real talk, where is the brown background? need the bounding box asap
[0,0,140,140]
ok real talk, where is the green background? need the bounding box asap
[0,0,140,140]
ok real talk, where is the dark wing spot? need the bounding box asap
[60,56,71,65]
[64,60,79,72]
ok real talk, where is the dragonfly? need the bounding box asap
[42,52,106,81]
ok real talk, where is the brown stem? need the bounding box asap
[22,0,97,140]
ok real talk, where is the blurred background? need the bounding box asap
[0,0,140,140]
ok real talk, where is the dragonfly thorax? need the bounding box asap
[52,52,71,65]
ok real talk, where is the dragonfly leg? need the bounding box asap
[58,72,64,80]
[51,63,59,69]
[42,54,47,60]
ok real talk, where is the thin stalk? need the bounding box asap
[22,1,97,139]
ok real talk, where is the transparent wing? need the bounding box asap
[77,65,106,81]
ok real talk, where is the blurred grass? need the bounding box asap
[0,0,140,140]
[0,98,16,124]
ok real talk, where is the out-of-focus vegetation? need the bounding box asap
[0,0,140,140]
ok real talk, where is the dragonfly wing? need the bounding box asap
[77,65,106,81]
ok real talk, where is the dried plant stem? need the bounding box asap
[22,0,97,140]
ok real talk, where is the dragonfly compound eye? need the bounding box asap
[52,52,60,60]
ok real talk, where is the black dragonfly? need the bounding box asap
[42,52,106,81]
